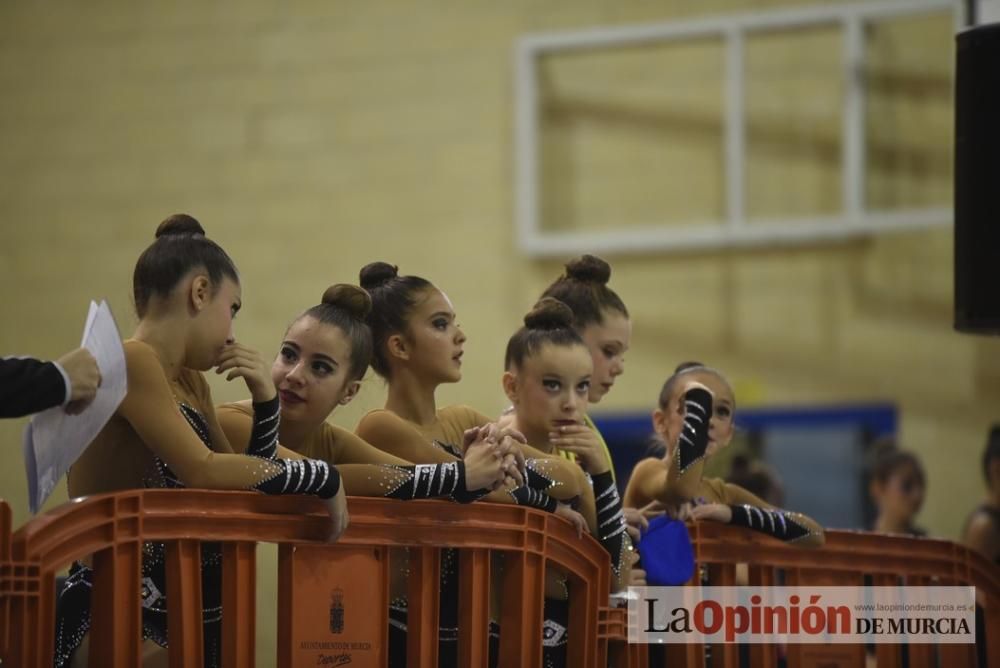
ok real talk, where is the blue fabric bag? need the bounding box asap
[637,516,695,585]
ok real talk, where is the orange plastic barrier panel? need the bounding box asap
[278,544,390,666]
[1,489,997,667]
[0,491,628,668]
[665,522,1000,668]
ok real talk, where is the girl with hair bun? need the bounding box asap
[217,284,512,505]
[534,255,662,582]
[537,254,630,482]
[355,263,592,668]
[354,263,584,514]
[501,297,634,666]
[217,284,518,668]
[623,363,824,548]
[56,215,351,668]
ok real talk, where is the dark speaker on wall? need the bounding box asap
[955,23,1000,334]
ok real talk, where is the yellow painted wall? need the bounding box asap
[1,0,994,661]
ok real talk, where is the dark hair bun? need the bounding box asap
[359,262,399,290]
[523,298,574,331]
[156,214,205,239]
[674,360,705,374]
[871,436,899,460]
[565,254,611,284]
[321,284,372,319]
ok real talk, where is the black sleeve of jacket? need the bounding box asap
[0,357,67,418]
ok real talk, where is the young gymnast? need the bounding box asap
[501,298,633,581]
[534,255,631,481]
[624,362,825,548]
[500,297,635,668]
[216,284,512,503]
[354,262,586,514]
[55,216,350,668]
[531,254,658,583]
[216,283,523,668]
[868,438,927,537]
[354,263,591,667]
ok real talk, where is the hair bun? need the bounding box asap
[359,262,399,290]
[321,284,372,319]
[869,435,899,462]
[674,360,705,374]
[156,214,205,239]
[523,298,574,331]
[564,254,611,284]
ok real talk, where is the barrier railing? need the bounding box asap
[0,490,633,668]
[668,521,1000,668]
[1,490,996,667]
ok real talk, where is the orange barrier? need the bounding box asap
[0,490,632,668]
[1,490,997,667]
[671,522,1000,668]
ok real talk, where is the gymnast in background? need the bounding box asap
[963,425,1000,563]
[868,437,927,537]
[624,362,824,548]
[533,254,630,482]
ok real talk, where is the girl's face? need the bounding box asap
[579,310,631,403]
[653,371,736,456]
[190,276,241,371]
[271,316,359,426]
[394,287,466,385]
[504,342,593,442]
[872,464,925,523]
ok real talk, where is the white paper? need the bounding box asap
[22,300,127,513]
